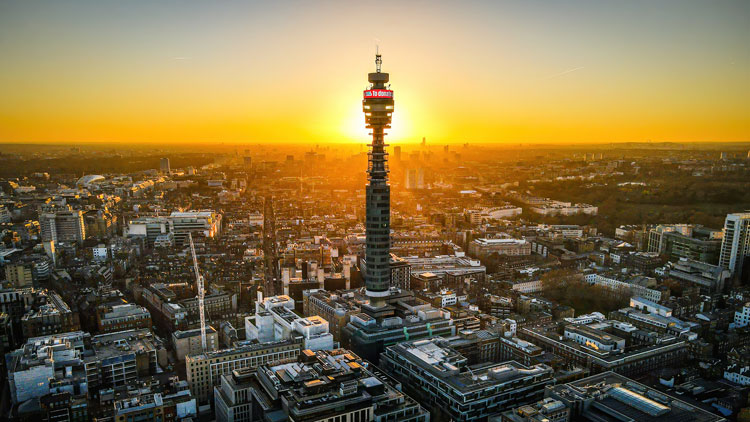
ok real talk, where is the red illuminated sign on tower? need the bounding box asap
[363,89,393,99]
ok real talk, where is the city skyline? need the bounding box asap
[1,0,748,145]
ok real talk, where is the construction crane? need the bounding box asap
[188,232,207,353]
[262,196,278,297]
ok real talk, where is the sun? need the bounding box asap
[341,101,412,144]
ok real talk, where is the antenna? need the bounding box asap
[375,47,382,73]
[189,232,207,353]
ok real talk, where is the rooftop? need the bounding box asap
[548,372,725,422]
[390,338,553,394]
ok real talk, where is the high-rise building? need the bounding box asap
[393,145,402,161]
[363,52,394,307]
[405,168,425,190]
[719,213,750,282]
[160,157,170,174]
[40,209,86,244]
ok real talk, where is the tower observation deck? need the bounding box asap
[363,53,394,307]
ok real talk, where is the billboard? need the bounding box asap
[363,89,393,99]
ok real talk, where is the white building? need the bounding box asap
[719,213,750,280]
[530,200,598,216]
[511,279,543,294]
[630,297,672,317]
[245,295,333,352]
[154,232,174,248]
[734,303,750,328]
[564,325,625,352]
[169,211,222,245]
[584,273,664,303]
[724,364,750,386]
[124,216,170,245]
[92,244,108,262]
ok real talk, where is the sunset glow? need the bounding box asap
[0,0,748,145]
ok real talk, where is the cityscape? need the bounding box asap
[1,1,750,422]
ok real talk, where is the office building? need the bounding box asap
[390,254,411,289]
[5,263,33,287]
[244,295,334,352]
[469,238,531,259]
[302,289,362,342]
[380,337,554,421]
[340,291,456,363]
[498,336,544,367]
[39,391,89,422]
[214,348,430,422]
[112,382,197,422]
[719,213,750,282]
[664,258,731,294]
[648,224,723,264]
[172,326,219,361]
[40,209,86,244]
[519,325,688,378]
[96,303,152,333]
[7,329,162,404]
[160,157,170,174]
[21,289,80,339]
[440,329,501,365]
[124,216,170,246]
[181,290,232,324]
[401,254,486,289]
[185,338,301,404]
[584,273,666,302]
[168,210,222,245]
[545,372,726,421]
[405,168,425,189]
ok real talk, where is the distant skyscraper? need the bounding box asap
[160,157,170,174]
[363,52,394,307]
[719,212,750,282]
[393,145,401,161]
[405,168,425,190]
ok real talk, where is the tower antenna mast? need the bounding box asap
[375,47,382,73]
[188,232,207,352]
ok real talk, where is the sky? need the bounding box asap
[0,0,748,145]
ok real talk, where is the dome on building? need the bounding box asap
[76,174,105,187]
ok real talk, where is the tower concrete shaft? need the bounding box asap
[363,53,394,306]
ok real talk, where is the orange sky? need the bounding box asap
[0,0,748,145]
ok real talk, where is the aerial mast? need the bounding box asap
[188,232,207,352]
[362,50,394,308]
